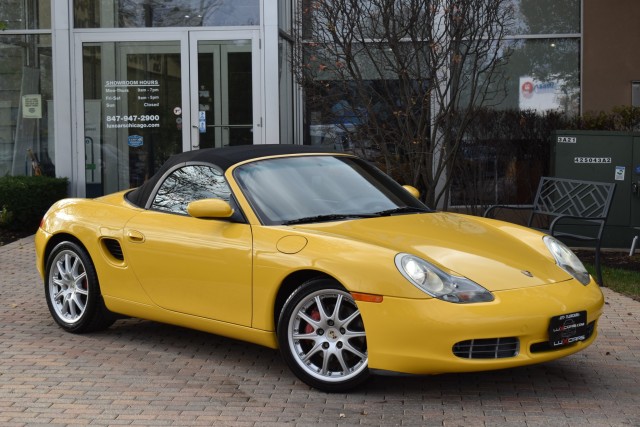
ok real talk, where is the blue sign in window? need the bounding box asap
[199,111,206,133]
[128,135,144,148]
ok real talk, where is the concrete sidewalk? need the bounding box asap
[1,236,639,426]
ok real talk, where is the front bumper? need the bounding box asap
[359,279,604,375]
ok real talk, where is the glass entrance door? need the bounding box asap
[81,40,184,197]
[189,32,261,149]
[77,31,260,197]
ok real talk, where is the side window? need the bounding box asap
[151,165,231,214]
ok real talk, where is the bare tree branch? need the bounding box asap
[293,0,514,208]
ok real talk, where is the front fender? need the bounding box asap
[251,226,427,331]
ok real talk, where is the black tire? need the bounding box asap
[45,241,116,333]
[277,278,370,392]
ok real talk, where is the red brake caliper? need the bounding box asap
[305,308,321,334]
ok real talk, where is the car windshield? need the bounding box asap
[233,155,430,225]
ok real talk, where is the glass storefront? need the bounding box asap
[0,0,53,178]
[0,0,51,30]
[279,37,295,145]
[301,1,582,144]
[74,0,259,28]
[498,38,580,115]
[0,34,53,177]
[509,0,580,35]
[0,0,586,202]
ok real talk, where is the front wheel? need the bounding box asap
[45,241,116,333]
[277,279,369,392]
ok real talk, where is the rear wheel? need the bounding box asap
[45,241,116,333]
[277,278,369,392]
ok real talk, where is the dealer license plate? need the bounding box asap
[548,311,587,348]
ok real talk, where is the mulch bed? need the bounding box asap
[574,250,640,272]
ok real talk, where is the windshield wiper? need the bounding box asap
[283,213,379,225]
[373,206,430,216]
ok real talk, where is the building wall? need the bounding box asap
[582,0,640,113]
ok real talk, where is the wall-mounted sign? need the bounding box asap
[104,80,161,129]
[22,94,42,119]
[615,166,626,181]
[519,76,573,113]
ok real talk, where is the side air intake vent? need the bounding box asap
[103,238,124,261]
[453,337,519,359]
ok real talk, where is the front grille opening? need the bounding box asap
[530,321,596,353]
[102,238,124,261]
[453,337,519,359]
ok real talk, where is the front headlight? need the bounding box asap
[395,253,494,303]
[543,236,591,285]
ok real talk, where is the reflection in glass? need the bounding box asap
[74,0,259,28]
[501,38,580,115]
[461,38,580,115]
[278,0,293,33]
[279,37,295,144]
[235,156,427,225]
[0,35,54,177]
[0,0,51,30]
[152,165,231,214]
[508,0,580,35]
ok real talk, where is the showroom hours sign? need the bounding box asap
[104,80,161,129]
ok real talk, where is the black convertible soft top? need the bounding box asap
[126,144,336,208]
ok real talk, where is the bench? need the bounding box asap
[483,176,616,286]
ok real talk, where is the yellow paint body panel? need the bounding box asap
[36,180,605,375]
[359,279,603,374]
[122,210,253,325]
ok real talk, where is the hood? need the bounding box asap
[291,212,572,291]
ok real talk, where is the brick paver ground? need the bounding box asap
[1,236,639,426]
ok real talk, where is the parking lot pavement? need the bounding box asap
[1,236,639,427]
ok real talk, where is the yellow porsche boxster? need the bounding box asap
[35,145,604,392]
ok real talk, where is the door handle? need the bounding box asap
[126,229,146,243]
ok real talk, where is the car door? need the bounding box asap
[122,164,252,326]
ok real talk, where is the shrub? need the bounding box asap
[449,108,573,211]
[0,175,68,232]
[576,106,640,131]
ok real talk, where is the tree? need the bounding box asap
[293,0,515,208]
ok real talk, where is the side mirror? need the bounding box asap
[402,185,420,199]
[187,199,234,219]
